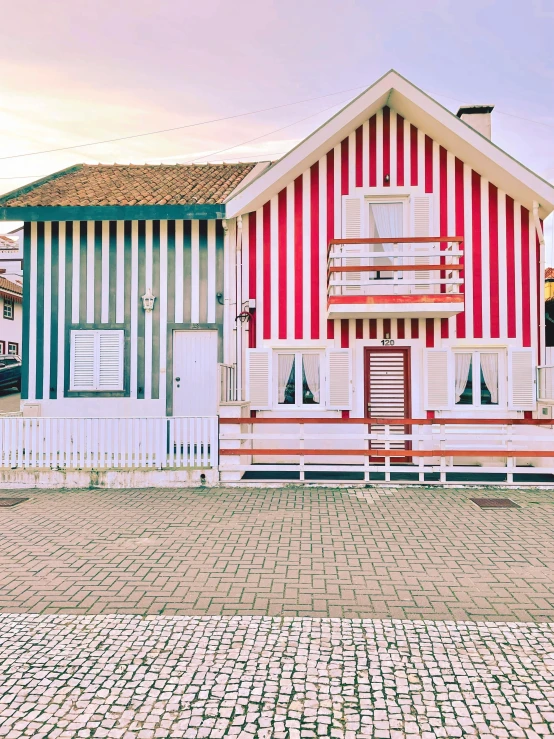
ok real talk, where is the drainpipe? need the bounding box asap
[533,202,546,367]
[236,215,243,402]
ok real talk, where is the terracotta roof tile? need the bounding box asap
[0,277,22,296]
[546,267,554,280]
[0,162,262,208]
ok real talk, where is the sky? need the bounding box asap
[1,0,553,259]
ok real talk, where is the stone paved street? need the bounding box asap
[0,486,554,620]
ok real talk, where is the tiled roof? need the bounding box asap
[0,163,262,208]
[546,267,554,280]
[0,277,22,296]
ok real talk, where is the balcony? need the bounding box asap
[327,236,464,319]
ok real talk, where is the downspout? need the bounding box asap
[533,201,546,368]
[236,215,243,402]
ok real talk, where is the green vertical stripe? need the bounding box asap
[137,221,146,399]
[109,221,117,324]
[151,220,160,399]
[94,221,102,325]
[21,223,31,399]
[35,222,45,400]
[167,221,175,325]
[183,220,191,323]
[79,222,87,323]
[215,220,225,363]
[64,222,73,396]
[49,223,59,399]
[198,220,208,324]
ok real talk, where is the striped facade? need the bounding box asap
[241,105,541,355]
[23,219,224,414]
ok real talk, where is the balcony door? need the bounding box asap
[364,347,411,458]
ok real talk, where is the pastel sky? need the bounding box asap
[1,0,553,258]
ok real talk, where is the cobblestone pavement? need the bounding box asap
[0,614,553,739]
[1,486,554,620]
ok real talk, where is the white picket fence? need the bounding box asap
[0,416,218,470]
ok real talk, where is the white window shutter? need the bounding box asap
[98,331,124,390]
[247,349,271,410]
[327,349,352,410]
[424,349,451,410]
[70,331,96,390]
[411,195,433,292]
[508,349,535,410]
[342,196,363,292]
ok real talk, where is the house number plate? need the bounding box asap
[381,339,395,346]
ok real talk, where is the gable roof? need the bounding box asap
[226,70,554,219]
[0,276,22,302]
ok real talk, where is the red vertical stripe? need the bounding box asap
[382,106,390,186]
[278,189,287,339]
[455,158,465,338]
[294,176,303,340]
[471,170,483,338]
[262,202,271,340]
[506,196,516,338]
[326,150,334,242]
[341,319,349,348]
[327,320,334,339]
[397,318,405,339]
[538,224,542,363]
[369,115,377,187]
[310,162,320,340]
[355,126,363,188]
[383,318,391,338]
[341,138,348,195]
[396,114,404,187]
[425,135,433,194]
[248,211,257,348]
[410,125,418,187]
[369,319,377,339]
[426,318,434,347]
[411,318,419,339]
[521,206,531,347]
[355,319,363,339]
[488,183,499,338]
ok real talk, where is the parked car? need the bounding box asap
[0,355,21,392]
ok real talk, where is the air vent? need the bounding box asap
[470,498,520,509]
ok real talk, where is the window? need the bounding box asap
[7,342,18,355]
[277,352,321,408]
[455,351,500,407]
[0,341,4,354]
[3,298,14,320]
[70,330,124,392]
[368,200,404,279]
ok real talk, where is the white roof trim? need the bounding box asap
[225,70,554,219]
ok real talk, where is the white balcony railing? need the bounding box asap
[538,366,554,403]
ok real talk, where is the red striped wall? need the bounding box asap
[242,105,539,353]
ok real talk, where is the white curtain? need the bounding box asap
[370,202,403,254]
[302,354,320,404]
[455,353,472,403]
[480,353,499,404]
[278,354,295,404]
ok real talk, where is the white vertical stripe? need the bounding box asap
[497,191,508,340]
[348,131,356,193]
[256,206,264,346]
[116,221,125,324]
[174,220,184,323]
[318,154,327,341]
[463,164,473,339]
[433,141,440,233]
[302,172,311,342]
[514,203,523,343]
[71,221,80,324]
[144,221,153,399]
[242,213,250,300]
[480,178,490,340]
[159,220,168,406]
[130,221,139,398]
[362,120,369,189]
[28,223,38,400]
[403,115,410,187]
[417,129,425,191]
[207,220,216,324]
[270,195,279,340]
[101,221,110,324]
[446,151,457,339]
[334,144,341,236]
[376,108,383,186]
[434,317,441,346]
[190,220,200,324]
[286,182,295,340]
[57,222,66,395]
[86,221,94,324]
[529,209,538,354]
[42,222,51,399]
[389,111,397,188]
[334,318,340,346]
[362,318,369,340]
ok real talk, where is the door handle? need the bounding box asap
[175,377,181,382]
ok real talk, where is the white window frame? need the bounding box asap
[273,350,324,410]
[7,342,18,355]
[70,329,124,392]
[453,349,505,409]
[3,297,14,320]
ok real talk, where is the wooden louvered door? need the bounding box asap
[364,347,411,462]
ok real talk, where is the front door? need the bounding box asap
[172,330,218,416]
[364,347,411,457]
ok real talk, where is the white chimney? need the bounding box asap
[456,105,494,140]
